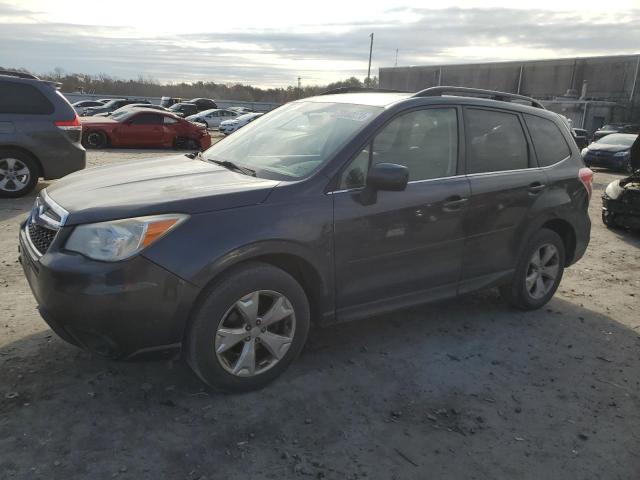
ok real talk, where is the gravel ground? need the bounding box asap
[1,151,639,480]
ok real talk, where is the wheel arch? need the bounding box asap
[540,218,577,266]
[182,243,334,347]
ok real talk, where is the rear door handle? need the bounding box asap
[528,182,546,194]
[442,196,468,211]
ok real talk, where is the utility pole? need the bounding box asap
[395,48,398,67]
[367,33,374,86]
[297,77,301,98]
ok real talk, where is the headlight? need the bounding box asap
[614,150,629,158]
[65,214,188,261]
[581,148,588,157]
[604,180,623,200]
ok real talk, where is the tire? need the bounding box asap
[187,262,310,392]
[500,228,565,310]
[624,160,633,174]
[0,149,39,198]
[83,130,107,149]
[185,138,200,150]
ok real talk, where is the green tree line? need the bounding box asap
[2,67,378,103]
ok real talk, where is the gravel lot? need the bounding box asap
[1,150,639,480]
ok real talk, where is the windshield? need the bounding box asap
[600,124,623,131]
[597,134,636,146]
[202,101,381,180]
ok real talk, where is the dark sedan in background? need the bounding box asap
[81,98,150,116]
[582,133,637,173]
[593,123,640,141]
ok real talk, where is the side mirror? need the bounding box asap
[360,163,409,205]
[367,162,408,191]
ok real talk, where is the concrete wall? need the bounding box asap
[380,54,640,101]
[63,93,280,112]
[380,55,640,126]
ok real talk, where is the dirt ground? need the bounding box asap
[1,150,639,480]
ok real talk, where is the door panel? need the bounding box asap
[115,113,164,146]
[334,177,471,311]
[460,106,547,288]
[333,107,468,314]
[462,169,547,282]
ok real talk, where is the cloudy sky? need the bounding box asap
[0,0,638,88]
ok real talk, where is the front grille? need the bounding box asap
[27,222,57,255]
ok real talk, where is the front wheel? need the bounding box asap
[83,130,107,149]
[500,229,565,310]
[187,262,310,392]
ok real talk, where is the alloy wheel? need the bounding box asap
[0,158,31,193]
[215,290,296,377]
[525,243,560,300]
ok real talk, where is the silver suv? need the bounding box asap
[0,71,86,197]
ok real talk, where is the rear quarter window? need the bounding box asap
[0,81,55,115]
[524,114,571,167]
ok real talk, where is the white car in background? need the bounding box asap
[219,112,264,135]
[186,109,238,128]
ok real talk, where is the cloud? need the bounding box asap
[1,5,639,87]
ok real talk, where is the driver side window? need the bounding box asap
[338,108,458,190]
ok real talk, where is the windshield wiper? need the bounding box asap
[185,152,256,176]
[209,158,256,176]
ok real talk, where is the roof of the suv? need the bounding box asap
[306,92,412,107]
[305,86,547,112]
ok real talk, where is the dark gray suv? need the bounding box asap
[0,72,86,197]
[18,87,592,392]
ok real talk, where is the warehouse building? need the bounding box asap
[379,54,640,132]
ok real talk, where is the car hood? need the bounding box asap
[46,155,280,225]
[588,143,629,153]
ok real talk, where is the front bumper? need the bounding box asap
[18,222,199,358]
[602,194,640,229]
[583,152,627,171]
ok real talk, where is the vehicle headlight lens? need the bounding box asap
[65,214,188,261]
[581,148,588,157]
[613,150,630,158]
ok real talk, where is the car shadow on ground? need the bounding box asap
[1,291,639,479]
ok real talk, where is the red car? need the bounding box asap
[81,109,211,150]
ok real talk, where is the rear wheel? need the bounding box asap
[500,229,565,310]
[83,130,107,149]
[187,262,310,392]
[0,149,39,198]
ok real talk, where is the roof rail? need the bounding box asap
[0,70,39,80]
[413,86,545,109]
[320,87,409,96]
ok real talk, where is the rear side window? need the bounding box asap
[524,114,571,167]
[130,113,163,125]
[0,82,55,115]
[465,109,528,174]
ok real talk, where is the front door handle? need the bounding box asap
[528,182,546,195]
[442,196,468,211]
